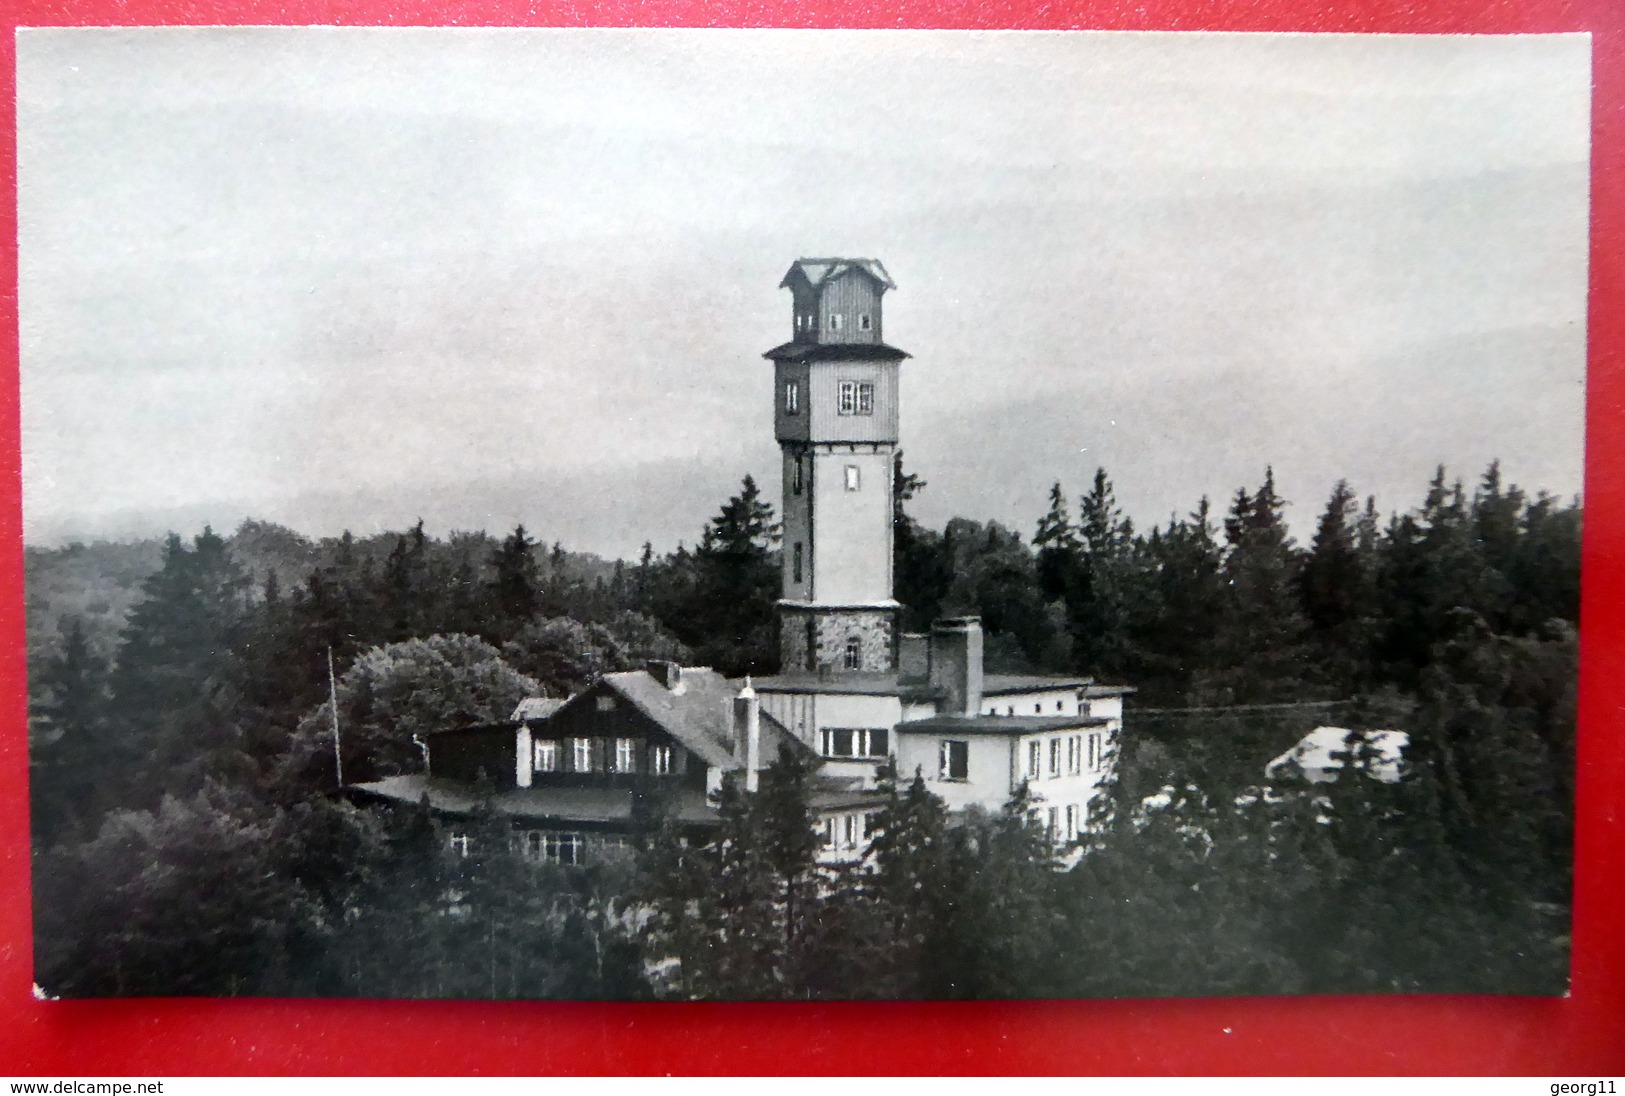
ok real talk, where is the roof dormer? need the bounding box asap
[780,258,894,346]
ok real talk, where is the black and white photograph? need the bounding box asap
[19,28,1588,1000]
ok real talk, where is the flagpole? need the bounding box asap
[327,646,344,788]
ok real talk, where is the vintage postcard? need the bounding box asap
[18,28,1588,999]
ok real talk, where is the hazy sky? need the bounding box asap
[18,29,1591,558]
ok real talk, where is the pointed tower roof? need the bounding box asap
[780,258,896,291]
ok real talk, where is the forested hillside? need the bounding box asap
[25,457,1580,999]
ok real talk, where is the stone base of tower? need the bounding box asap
[778,603,898,674]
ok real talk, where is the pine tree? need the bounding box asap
[487,525,542,635]
[107,528,252,809]
[1132,498,1226,702]
[893,451,950,631]
[1033,481,1082,602]
[862,760,953,995]
[1299,480,1371,689]
[30,618,112,843]
[1205,468,1312,702]
[686,474,782,675]
[1067,468,1135,677]
[380,519,431,642]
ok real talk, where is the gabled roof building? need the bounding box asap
[351,257,1131,864]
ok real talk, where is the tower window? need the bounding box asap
[858,313,872,331]
[785,380,800,415]
[838,380,875,416]
[792,457,804,495]
[843,636,862,670]
[792,542,803,584]
[845,465,861,491]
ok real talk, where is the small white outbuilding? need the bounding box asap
[1264,726,1409,785]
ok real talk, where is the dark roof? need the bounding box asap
[763,342,910,364]
[780,258,895,291]
[808,785,891,812]
[582,668,814,770]
[898,714,1111,736]
[1084,684,1137,698]
[753,671,941,701]
[348,774,720,825]
[426,721,519,741]
[352,773,887,824]
[982,674,1094,695]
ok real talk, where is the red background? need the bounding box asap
[2,0,1622,1075]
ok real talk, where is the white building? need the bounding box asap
[754,259,1132,850]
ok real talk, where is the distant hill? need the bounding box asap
[24,519,623,672]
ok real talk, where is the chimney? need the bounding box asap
[733,678,762,793]
[646,660,684,693]
[898,633,930,681]
[929,616,984,717]
[514,722,533,789]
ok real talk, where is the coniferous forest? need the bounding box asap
[26,457,1578,999]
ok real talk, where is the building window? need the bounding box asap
[651,744,673,776]
[448,832,470,858]
[843,635,862,670]
[821,818,837,849]
[1027,740,1042,781]
[792,457,804,495]
[613,737,637,774]
[1035,703,1043,714]
[1087,732,1104,772]
[542,833,583,866]
[534,740,559,773]
[1056,700,1064,711]
[785,380,800,414]
[1067,735,1082,776]
[1048,737,1062,778]
[856,382,874,415]
[845,464,861,491]
[842,812,865,850]
[858,312,872,331]
[838,381,857,415]
[571,737,594,772]
[792,542,803,584]
[828,313,843,332]
[1047,806,1059,840]
[1065,804,1080,840]
[596,695,615,712]
[821,727,889,759]
[939,740,969,781]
